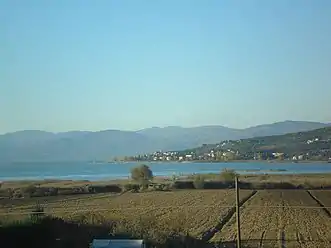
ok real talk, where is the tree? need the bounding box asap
[130,164,153,188]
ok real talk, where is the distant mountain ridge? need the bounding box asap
[0,121,330,162]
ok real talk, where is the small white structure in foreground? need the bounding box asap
[91,239,145,248]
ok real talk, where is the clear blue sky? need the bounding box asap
[1,0,331,133]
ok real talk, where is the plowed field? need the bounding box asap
[0,189,254,237]
[2,189,331,247]
[212,190,331,248]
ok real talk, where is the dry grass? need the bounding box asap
[0,176,171,190]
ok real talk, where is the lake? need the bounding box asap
[1,161,331,181]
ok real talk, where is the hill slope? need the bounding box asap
[0,121,329,162]
[180,126,331,161]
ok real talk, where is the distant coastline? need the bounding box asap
[108,159,331,164]
[2,160,331,183]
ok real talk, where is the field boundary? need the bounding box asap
[202,190,257,242]
[307,190,331,218]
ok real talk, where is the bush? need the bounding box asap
[32,187,52,197]
[171,181,195,189]
[193,175,205,189]
[89,185,122,193]
[123,183,140,192]
[22,185,37,198]
[151,183,171,191]
[130,164,153,188]
[220,168,238,183]
[13,189,23,199]
[48,187,59,196]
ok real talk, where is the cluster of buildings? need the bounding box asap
[137,151,195,162]
[132,148,239,162]
[125,136,331,162]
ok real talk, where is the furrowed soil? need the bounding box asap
[0,189,254,238]
[212,190,281,247]
[212,190,331,248]
[2,189,331,247]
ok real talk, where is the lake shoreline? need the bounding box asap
[2,161,331,183]
[2,172,331,188]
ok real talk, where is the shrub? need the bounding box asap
[151,183,170,191]
[130,164,153,188]
[33,187,51,197]
[13,189,23,198]
[161,184,171,191]
[171,181,195,189]
[123,183,140,192]
[48,187,59,196]
[172,174,179,182]
[193,175,205,189]
[89,185,122,193]
[22,185,37,198]
[220,168,238,183]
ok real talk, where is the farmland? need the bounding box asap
[0,189,254,237]
[2,189,331,247]
[212,190,331,248]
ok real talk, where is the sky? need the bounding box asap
[1,0,331,134]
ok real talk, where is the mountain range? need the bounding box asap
[0,121,330,162]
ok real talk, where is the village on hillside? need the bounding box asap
[117,127,331,162]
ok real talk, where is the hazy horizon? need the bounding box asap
[1,119,330,135]
[2,1,331,134]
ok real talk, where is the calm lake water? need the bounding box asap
[1,161,331,181]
